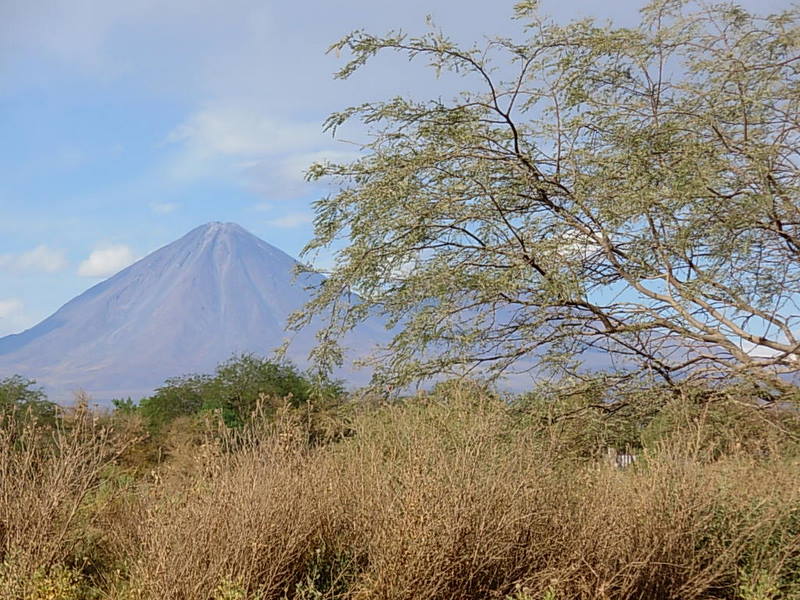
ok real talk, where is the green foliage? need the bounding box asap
[136,373,211,431]
[0,375,56,425]
[505,585,556,600]
[295,0,800,398]
[291,545,358,600]
[134,354,330,432]
[737,569,781,600]
[110,398,137,415]
[212,577,249,600]
[207,353,311,418]
[0,562,86,600]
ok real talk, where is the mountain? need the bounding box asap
[0,222,388,402]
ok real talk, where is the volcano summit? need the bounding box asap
[0,223,386,402]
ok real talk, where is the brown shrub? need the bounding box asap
[121,409,342,599]
[0,398,125,598]
[2,389,799,599]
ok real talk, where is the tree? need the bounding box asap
[137,373,210,431]
[0,375,55,424]
[210,353,312,418]
[136,354,321,430]
[294,0,800,398]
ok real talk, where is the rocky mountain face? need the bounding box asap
[0,222,387,402]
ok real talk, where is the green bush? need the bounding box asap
[0,375,56,426]
[134,354,334,432]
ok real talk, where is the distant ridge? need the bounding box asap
[0,222,387,402]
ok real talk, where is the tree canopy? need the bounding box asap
[0,375,55,424]
[136,354,321,430]
[294,0,800,398]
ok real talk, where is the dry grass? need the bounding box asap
[124,428,337,597]
[1,390,799,599]
[0,399,125,598]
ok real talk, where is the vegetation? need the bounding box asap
[295,0,800,399]
[3,1,800,598]
[104,355,345,468]
[128,354,331,432]
[0,380,799,599]
[0,375,56,425]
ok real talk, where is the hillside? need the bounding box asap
[0,222,387,401]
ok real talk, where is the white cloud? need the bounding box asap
[0,245,68,273]
[78,244,138,278]
[0,298,23,319]
[0,0,277,86]
[266,212,313,228]
[252,202,273,212]
[0,298,31,336]
[238,148,363,199]
[168,107,322,158]
[150,201,179,214]
[163,105,360,199]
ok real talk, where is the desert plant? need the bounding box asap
[0,398,125,596]
[296,0,800,400]
[2,382,798,599]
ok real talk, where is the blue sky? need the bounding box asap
[0,0,791,336]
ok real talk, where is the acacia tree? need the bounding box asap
[293,0,800,397]
[0,375,54,423]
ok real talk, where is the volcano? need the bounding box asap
[0,222,388,402]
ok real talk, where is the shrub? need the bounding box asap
[1,382,798,598]
[135,354,328,433]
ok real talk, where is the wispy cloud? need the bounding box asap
[167,106,322,158]
[78,244,138,278]
[266,212,313,228]
[240,148,363,199]
[0,245,68,273]
[163,105,357,199]
[150,201,179,214]
[0,298,30,336]
[0,298,23,319]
